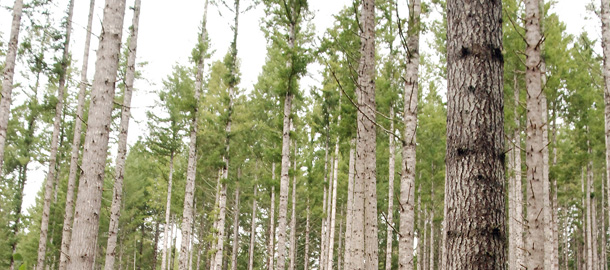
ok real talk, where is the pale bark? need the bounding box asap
[67,0,127,268]
[587,154,594,270]
[343,140,356,270]
[290,141,298,270]
[524,0,547,269]
[509,73,524,270]
[422,212,428,270]
[268,163,276,270]
[230,174,240,270]
[161,154,175,270]
[321,137,330,270]
[399,0,420,269]
[386,106,395,270]
[592,193,599,270]
[327,145,340,270]
[276,1,299,267]
[179,1,209,268]
[153,221,160,270]
[353,0,378,268]
[602,180,608,270]
[305,199,311,270]
[582,168,588,270]
[599,1,610,268]
[248,186,257,270]
[36,1,74,269]
[104,1,141,268]
[58,1,96,269]
[0,0,24,173]
[443,0,506,268]
[417,186,423,270]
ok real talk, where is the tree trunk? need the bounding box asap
[343,140,356,270]
[172,216,178,270]
[509,72,524,270]
[67,0,127,269]
[386,106,395,270]
[588,150,594,270]
[592,193,599,270]
[524,0,547,268]
[161,154,176,270]
[353,0,378,268]
[248,185,257,270]
[0,0,24,173]
[321,135,330,270]
[443,0,505,268]
[268,163,276,270]
[602,180,608,270]
[58,1,96,269]
[305,198,311,270]
[230,170,240,270]
[276,0,299,265]
[338,209,344,270]
[290,140,298,270]
[423,212,428,270]
[36,1,75,269]
[600,0,610,268]
[104,1,141,268]
[327,144,340,270]
[429,186,435,270]
[417,185,423,270]
[153,221,161,270]
[399,0,420,269]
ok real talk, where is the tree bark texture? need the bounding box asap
[0,0,24,173]
[268,163,276,270]
[509,73,524,270]
[343,140,356,270]
[104,1,141,268]
[443,0,506,268]
[599,1,610,267]
[290,140,298,270]
[67,0,127,269]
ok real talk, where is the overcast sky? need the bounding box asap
[0,0,597,212]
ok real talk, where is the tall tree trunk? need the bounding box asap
[509,72,524,270]
[386,106,395,270]
[423,211,428,270]
[353,0,378,268]
[343,140,356,270]
[153,221,161,270]
[429,187,435,270]
[588,149,594,270]
[305,198,311,270]
[443,0,505,268]
[172,216,178,270]
[602,180,608,270]
[104,1,141,268]
[268,163,276,270]
[399,0,420,268]
[161,153,176,270]
[36,1,75,269]
[417,185,423,270]
[0,0,24,172]
[248,185,257,270]
[338,208,344,270]
[327,143,340,270]
[58,1,96,269]
[290,140,298,270]
[321,135,330,270]
[230,170,241,270]
[599,1,610,268]
[593,194,599,270]
[524,0,548,268]
[276,1,299,267]
[67,0,127,269]
[582,168,588,270]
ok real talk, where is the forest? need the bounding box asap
[0,0,604,269]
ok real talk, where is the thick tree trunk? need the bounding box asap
[399,0,420,269]
[179,1,209,269]
[248,186,257,270]
[386,106,395,270]
[353,0,378,268]
[0,0,24,172]
[230,178,240,270]
[524,0,547,269]
[36,2,75,269]
[268,163,276,270]
[343,140,356,270]
[443,0,505,268]
[58,1,96,269]
[290,141,298,270]
[104,2,141,268]
[599,1,610,268]
[161,154,176,270]
[67,0,127,269]
[276,0,298,265]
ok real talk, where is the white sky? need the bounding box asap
[0,0,597,214]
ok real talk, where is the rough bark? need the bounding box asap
[58,1,96,269]
[104,1,141,268]
[399,0,420,269]
[0,0,24,173]
[248,185,257,270]
[35,1,75,269]
[386,106,395,270]
[268,163,276,270]
[161,154,175,270]
[290,140,298,270]
[353,0,378,268]
[443,0,506,268]
[66,0,127,269]
[524,0,547,269]
[599,1,610,267]
[276,1,299,266]
[343,140,356,270]
[179,1,210,269]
